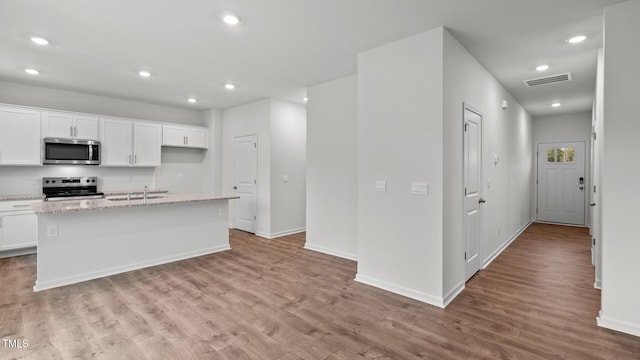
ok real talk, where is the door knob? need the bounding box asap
[233,186,237,190]
[579,186,584,190]
[478,198,486,204]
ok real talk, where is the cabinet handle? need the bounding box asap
[185,136,188,145]
[74,126,78,138]
[70,126,74,137]
[129,155,132,164]
[134,155,137,164]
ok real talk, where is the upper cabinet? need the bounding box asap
[42,111,99,140]
[100,117,161,167]
[162,125,208,149]
[0,106,42,166]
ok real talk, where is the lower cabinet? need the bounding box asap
[0,202,38,253]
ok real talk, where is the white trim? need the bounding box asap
[594,280,602,289]
[443,281,465,307]
[597,311,640,337]
[354,273,444,308]
[255,227,306,239]
[0,247,36,259]
[483,218,533,269]
[304,243,357,261]
[33,245,230,292]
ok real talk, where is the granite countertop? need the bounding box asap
[0,189,169,202]
[0,194,44,201]
[31,193,240,215]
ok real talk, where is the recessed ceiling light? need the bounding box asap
[567,35,586,44]
[222,14,240,25]
[25,68,39,75]
[536,65,549,72]
[30,37,49,45]
[303,97,308,102]
[188,98,197,103]
[139,71,151,78]
[551,102,562,108]
[224,83,235,90]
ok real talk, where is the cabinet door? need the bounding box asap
[185,128,207,149]
[0,213,38,250]
[162,126,186,146]
[100,118,133,166]
[0,107,42,165]
[42,111,74,138]
[74,115,99,140]
[133,122,161,167]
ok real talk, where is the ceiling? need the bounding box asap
[0,0,627,117]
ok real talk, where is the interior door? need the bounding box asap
[537,142,586,225]
[234,134,257,233]
[464,105,483,281]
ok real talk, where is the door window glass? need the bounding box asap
[546,147,575,163]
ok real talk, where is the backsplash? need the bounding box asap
[0,166,156,195]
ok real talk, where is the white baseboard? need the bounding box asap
[33,245,230,292]
[256,227,306,239]
[0,246,36,259]
[304,243,357,261]
[483,218,534,269]
[354,273,444,308]
[594,280,602,289]
[597,311,640,337]
[443,281,465,307]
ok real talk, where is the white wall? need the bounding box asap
[305,75,358,260]
[532,111,592,226]
[592,49,604,289]
[222,99,272,235]
[598,0,640,338]
[201,109,224,194]
[443,29,533,302]
[0,81,203,125]
[270,99,307,237]
[356,28,445,306]
[0,81,211,195]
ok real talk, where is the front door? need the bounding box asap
[537,141,586,225]
[464,105,483,281]
[234,134,257,233]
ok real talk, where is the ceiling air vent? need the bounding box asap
[524,72,573,87]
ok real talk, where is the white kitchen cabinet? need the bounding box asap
[42,111,99,140]
[0,106,42,166]
[162,125,208,149]
[0,201,39,252]
[133,122,162,166]
[100,117,161,167]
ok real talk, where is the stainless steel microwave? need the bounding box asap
[42,138,100,165]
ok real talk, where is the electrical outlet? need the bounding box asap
[47,225,58,238]
[218,208,225,216]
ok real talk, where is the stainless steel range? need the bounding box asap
[42,177,104,201]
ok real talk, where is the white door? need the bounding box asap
[537,142,586,225]
[464,105,483,281]
[234,134,257,233]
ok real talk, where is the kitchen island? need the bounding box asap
[31,193,238,291]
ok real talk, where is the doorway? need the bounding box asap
[233,134,258,233]
[463,104,483,281]
[536,141,586,226]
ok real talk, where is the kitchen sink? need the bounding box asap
[107,194,168,201]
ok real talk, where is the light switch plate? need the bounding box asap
[411,182,429,196]
[375,180,387,192]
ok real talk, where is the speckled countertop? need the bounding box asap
[31,193,239,214]
[0,194,44,201]
[0,189,169,202]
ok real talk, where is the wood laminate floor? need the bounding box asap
[1,223,639,359]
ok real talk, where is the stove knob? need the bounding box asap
[45,180,49,184]
[92,179,96,183]
[51,180,56,184]
[86,179,90,183]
